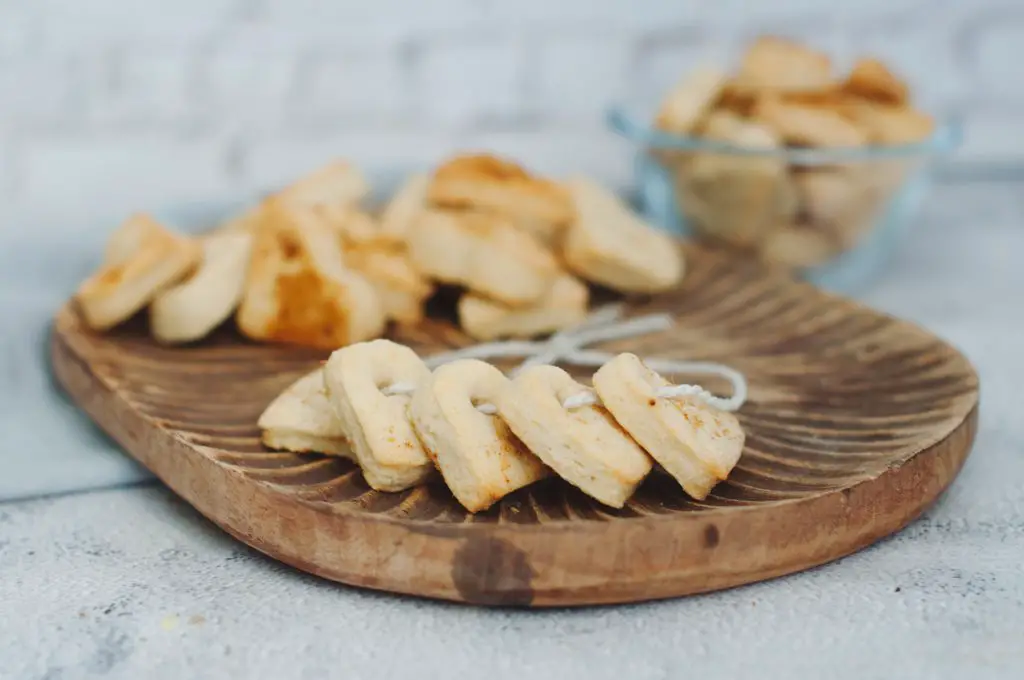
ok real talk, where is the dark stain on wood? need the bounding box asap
[451,536,535,606]
[704,524,721,549]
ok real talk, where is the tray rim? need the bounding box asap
[49,299,980,607]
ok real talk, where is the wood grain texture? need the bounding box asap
[49,244,979,607]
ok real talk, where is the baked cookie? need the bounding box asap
[409,359,548,512]
[497,364,653,508]
[322,340,435,491]
[592,353,745,500]
[258,368,353,457]
[76,214,201,331]
[427,154,574,243]
[150,230,253,344]
[842,58,909,106]
[562,178,684,293]
[236,201,385,349]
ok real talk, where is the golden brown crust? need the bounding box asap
[246,213,349,348]
[427,154,575,232]
[842,58,909,106]
[236,201,384,349]
[433,154,532,184]
[711,81,760,118]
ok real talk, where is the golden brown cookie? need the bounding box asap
[427,154,574,242]
[409,359,548,512]
[76,214,201,331]
[407,208,559,306]
[592,353,745,500]
[842,58,909,106]
[322,340,435,491]
[236,201,385,349]
[497,365,653,508]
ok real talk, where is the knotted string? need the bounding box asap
[380,304,747,413]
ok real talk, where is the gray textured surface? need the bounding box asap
[2,179,1023,679]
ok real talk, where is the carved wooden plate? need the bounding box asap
[49,245,979,607]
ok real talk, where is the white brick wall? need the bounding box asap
[0,0,1020,233]
[20,134,238,231]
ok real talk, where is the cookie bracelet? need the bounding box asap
[264,305,748,511]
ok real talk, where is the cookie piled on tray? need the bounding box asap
[652,36,936,271]
[73,154,685,347]
[413,155,685,340]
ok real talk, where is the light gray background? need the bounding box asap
[2,178,1022,679]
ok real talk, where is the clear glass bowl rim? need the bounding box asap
[607,103,962,163]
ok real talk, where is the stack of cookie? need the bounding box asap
[652,36,936,270]
[407,155,584,341]
[72,153,686,348]
[75,162,429,349]
[407,154,685,340]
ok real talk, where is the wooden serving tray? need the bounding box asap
[50,246,979,607]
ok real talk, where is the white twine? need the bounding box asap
[380,304,748,414]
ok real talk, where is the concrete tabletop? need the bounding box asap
[2,178,1022,680]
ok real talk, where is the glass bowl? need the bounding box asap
[607,102,961,293]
